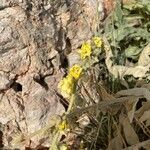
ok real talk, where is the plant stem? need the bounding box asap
[66,94,75,114]
[49,131,60,150]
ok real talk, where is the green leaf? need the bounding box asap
[114,0,123,26]
[125,46,142,60]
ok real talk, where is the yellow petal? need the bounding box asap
[69,65,83,79]
[58,76,75,98]
[78,42,92,59]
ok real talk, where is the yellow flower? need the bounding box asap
[78,42,92,59]
[58,75,74,98]
[69,65,82,80]
[58,120,67,131]
[93,36,102,48]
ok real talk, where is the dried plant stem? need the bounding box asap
[122,139,150,150]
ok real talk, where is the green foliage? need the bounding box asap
[125,46,142,60]
[104,0,150,62]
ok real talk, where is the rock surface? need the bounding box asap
[0,0,107,148]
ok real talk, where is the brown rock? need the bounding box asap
[103,0,115,16]
[0,0,105,148]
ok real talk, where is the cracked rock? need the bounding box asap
[0,0,105,148]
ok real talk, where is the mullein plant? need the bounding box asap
[50,36,103,150]
[50,65,83,150]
